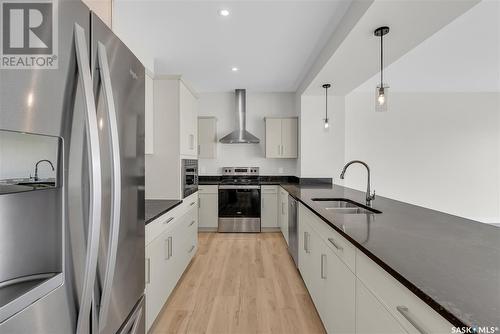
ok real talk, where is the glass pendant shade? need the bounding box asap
[375,85,389,112]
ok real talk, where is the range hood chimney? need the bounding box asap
[219,89,260,144]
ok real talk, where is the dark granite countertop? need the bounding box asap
[280,183,500,328]
[145,199,183,225]
[198,177,500,326]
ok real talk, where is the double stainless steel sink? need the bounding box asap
[311,198,382,214]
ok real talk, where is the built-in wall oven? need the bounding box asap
[182,159,198,198]
[218,167,261,233]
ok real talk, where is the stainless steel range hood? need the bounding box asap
[219,89,260,144]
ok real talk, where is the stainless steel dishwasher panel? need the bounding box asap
[288,196,298,267]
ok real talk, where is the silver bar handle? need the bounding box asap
[188,245,195,253]
[74,23,102,334]
[190,201,196,206]
[328,237,343,252]
[164,238,170,260]
[321,254,327,279]
[168,236,173,258]
[189,220,196,227]
[118,296,144,334]
[304,231,309,253]
[163,217,174,225]
[145,258,150,284]
[396,306,429,334]
[96,41,122,331]
[219,185,261,190]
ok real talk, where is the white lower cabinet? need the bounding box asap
[145,193,198,331]
[198,185,218,230]
[318,239,356,334]
[356,278,407,334]
[298,204,355,334]
[261,186,278,229]
[298,202,452,334]
[279,187,289,244]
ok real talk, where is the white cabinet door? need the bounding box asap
[179,82,197,157]
[198,193,218,229]
[281,118,298,158]
[145,228,177,331]
[265,118,282,158]
[298,210,316,299]
[198,117,217,158]
[261,189,278,228]
[317,239,356,334]
[356,278,408,334]
[145,73,154,155]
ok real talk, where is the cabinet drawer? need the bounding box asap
[198,185,218,194]
[304,205,356,272]
[145,206,181,246]
[261,185,278,194]
[178,205,198,241]
[356,251,454,334]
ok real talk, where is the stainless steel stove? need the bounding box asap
[218,167,261,233]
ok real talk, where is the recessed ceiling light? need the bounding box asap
[231,67,239,72]
[219,9,230,17]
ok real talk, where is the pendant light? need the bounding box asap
[374,26,389,112]
[322,83,331,129]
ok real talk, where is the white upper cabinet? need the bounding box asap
[265,117,298,158]
[145,73,154,155]
[179,82,198,157]
[197,117,217,159]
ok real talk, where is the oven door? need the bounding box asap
[218,185,261,232]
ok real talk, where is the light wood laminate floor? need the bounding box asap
[151,232,326,334]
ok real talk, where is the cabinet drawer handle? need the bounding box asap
[164,238,170,260]
[190,201,196,206]
[328,238,343,252]
[145,258,150,284]
[189,220,196,227]
[188,245,195,253]
[168,236,173,258]
[304,231,310,253]
[396,306,429,334]
[163,217,174,225]
[320,254,327,279]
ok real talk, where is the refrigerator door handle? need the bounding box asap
[74,23,103,334]
[96,41,122,331]
[118,297,145,334]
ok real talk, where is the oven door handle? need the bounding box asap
[218,185,261,190]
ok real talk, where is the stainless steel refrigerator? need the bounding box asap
[0,1,145,333]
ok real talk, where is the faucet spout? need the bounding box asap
[34,159,55,181]
[340,160,376,206]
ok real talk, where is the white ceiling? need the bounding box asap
[302,0,481,95]
[354,0,500,93]
[113,0,352,92]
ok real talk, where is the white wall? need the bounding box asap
[344,92,499,224]
[299,95,345,180]
[198,92,297,175]
[0,131,58,180]
[343,1,500,224]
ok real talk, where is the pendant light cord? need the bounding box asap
[325,85,328,120]
[380,33,383,87]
